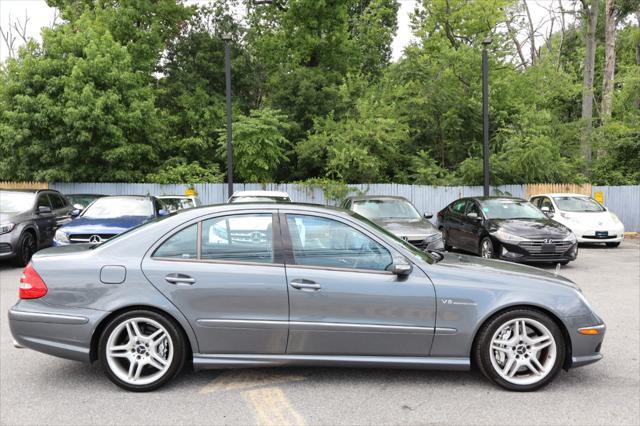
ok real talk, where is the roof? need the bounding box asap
[531,193,591,198]
[469,196,525,201]
[345,195,410,201]
[166,202,350,222]
[230,190,291,198]
[156,195,198,199]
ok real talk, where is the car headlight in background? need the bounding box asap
[491,229,527,242]
[54,230,69,244]
[0,223,15,234]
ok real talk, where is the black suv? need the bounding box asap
[0,189,74,266]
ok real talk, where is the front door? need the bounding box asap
[141,211,289,355]
[282,212,437,357]
[34,193,55,247]
[459,200,483,253]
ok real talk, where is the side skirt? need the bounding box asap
[192,354,470,371]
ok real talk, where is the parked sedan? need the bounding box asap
[0,189,73,266]
[53,195,167,246]
[530,193,624,247]
[10,203,604,392]
[437,197,578,264]
[342,195,444,251]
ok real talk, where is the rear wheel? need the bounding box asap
[99,310,186,392]
[474,309,565,391]
[12,232,36,267]
[606,242,620,248]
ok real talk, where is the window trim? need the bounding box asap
[150,210,283,266]
[279,211,395,275]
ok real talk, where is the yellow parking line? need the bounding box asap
[199,370,306,395]
[243,387,307,426]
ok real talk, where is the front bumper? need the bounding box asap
[0,231,18,259]
[8,299,108,363]
[564,318,606,369]
[495,239,578,263]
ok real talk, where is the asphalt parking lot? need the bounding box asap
[0,239,638,426]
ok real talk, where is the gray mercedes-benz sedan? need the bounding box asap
[9,203,605,392]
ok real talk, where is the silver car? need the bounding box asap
[9,204,605,392]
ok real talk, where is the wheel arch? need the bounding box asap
[89,305,195,364]
[470,303,573,370]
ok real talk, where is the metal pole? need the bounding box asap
[224,35,234,198]
[482,37,491,197]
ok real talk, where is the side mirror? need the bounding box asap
[423,212,433,219]
[73,203,84,210]
[70,209,81,218]
[541,206,550,212]
[390,258,412,276]
[467,212,479,220]
[37,206,52,214]
[158,209,169,216]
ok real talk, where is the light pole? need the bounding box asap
[482,37,492,197]
[222,32,234,198]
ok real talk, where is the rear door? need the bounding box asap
[141,210,289,354]
[281,211,436,357]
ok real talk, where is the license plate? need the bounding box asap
[541,243,555,253]
[595,231,608,238]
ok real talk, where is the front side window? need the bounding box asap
[451,200,467,214]
[37,194,51,209]
[286,214,393,271]
[153,224,197,259]
[351,199,421,220]
[49,194,65,210]
[201,214,274,263]
[553,196,604,212]
[466,201,482,218]
[540,197,555,212]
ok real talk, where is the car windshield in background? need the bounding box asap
[230,196,290,203]
[159,198,195,212]
[0,191,35,213]
[82,197,153,219]
[480,199,546,220]
[553,196,604,212]
[352,199,421,220]
[67,195,101,207]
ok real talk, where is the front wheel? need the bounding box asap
[606,242,620,248]
[474,309,565,391]
[12,232,36,267]
[99,310,186,392]
[480,237,496,259]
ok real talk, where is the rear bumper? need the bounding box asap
[8,300,107,363]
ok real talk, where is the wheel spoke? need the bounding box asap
[109,344,129,358]
[529,357,546,375]
[150,329,166,344]
[531,335,552,351]
[491,343,509,353]
[501,357,516,376]
[130,320,144,338]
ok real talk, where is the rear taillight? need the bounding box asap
[19,263,48,299]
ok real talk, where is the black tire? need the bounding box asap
[98,310,186,392]
[473,308,566,392]
[440,228,453,251]
[606,242,620,248]
[479,236,497,259]
[12,232,36,267]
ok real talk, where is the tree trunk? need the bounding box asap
[601,0,616,120]
[580,0,599,170]
[523,0,537,66]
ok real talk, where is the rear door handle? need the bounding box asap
[290,279,321,290]
[165,273,196,285]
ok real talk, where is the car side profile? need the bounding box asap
[9,204,605,392]
[529,193,624,247]
[0,189,73,266]
[437,197,578,264]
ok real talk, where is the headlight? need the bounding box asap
[565,232,577,243]
[54,230,69,243]
[611,213,622,225]
[491,229,527,242]
[0,223,15,234]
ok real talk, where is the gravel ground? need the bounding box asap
[1,239,638,426]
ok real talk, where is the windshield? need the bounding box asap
[93,213,175,249]
[553,196,604,212]
[481,199,546,220]
[0,191,35,213]
[350,212,436,264]
[82,197,154,219]
[352,199,421,220]
[229,196,290,203]
[67,195,102,207]
[159,198,196,212]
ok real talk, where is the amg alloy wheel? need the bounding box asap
[99,310,186,391]
[475,309,565,391]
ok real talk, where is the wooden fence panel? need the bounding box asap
[525,183,592,198]
[0,181,48,190]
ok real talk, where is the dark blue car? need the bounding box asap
[53,196,167,246]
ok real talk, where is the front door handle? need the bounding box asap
[165,273,196,285]
[290,279,321,290]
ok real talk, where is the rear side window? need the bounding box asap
[201,214,274,263]
[153,224,198,259]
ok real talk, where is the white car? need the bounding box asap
[228,190,291,203]
[530,193,624,246]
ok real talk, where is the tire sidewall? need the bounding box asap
[98,310,186,392]
[13,232,35,267]
[475,309,566,392]
[480,236,495,259]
